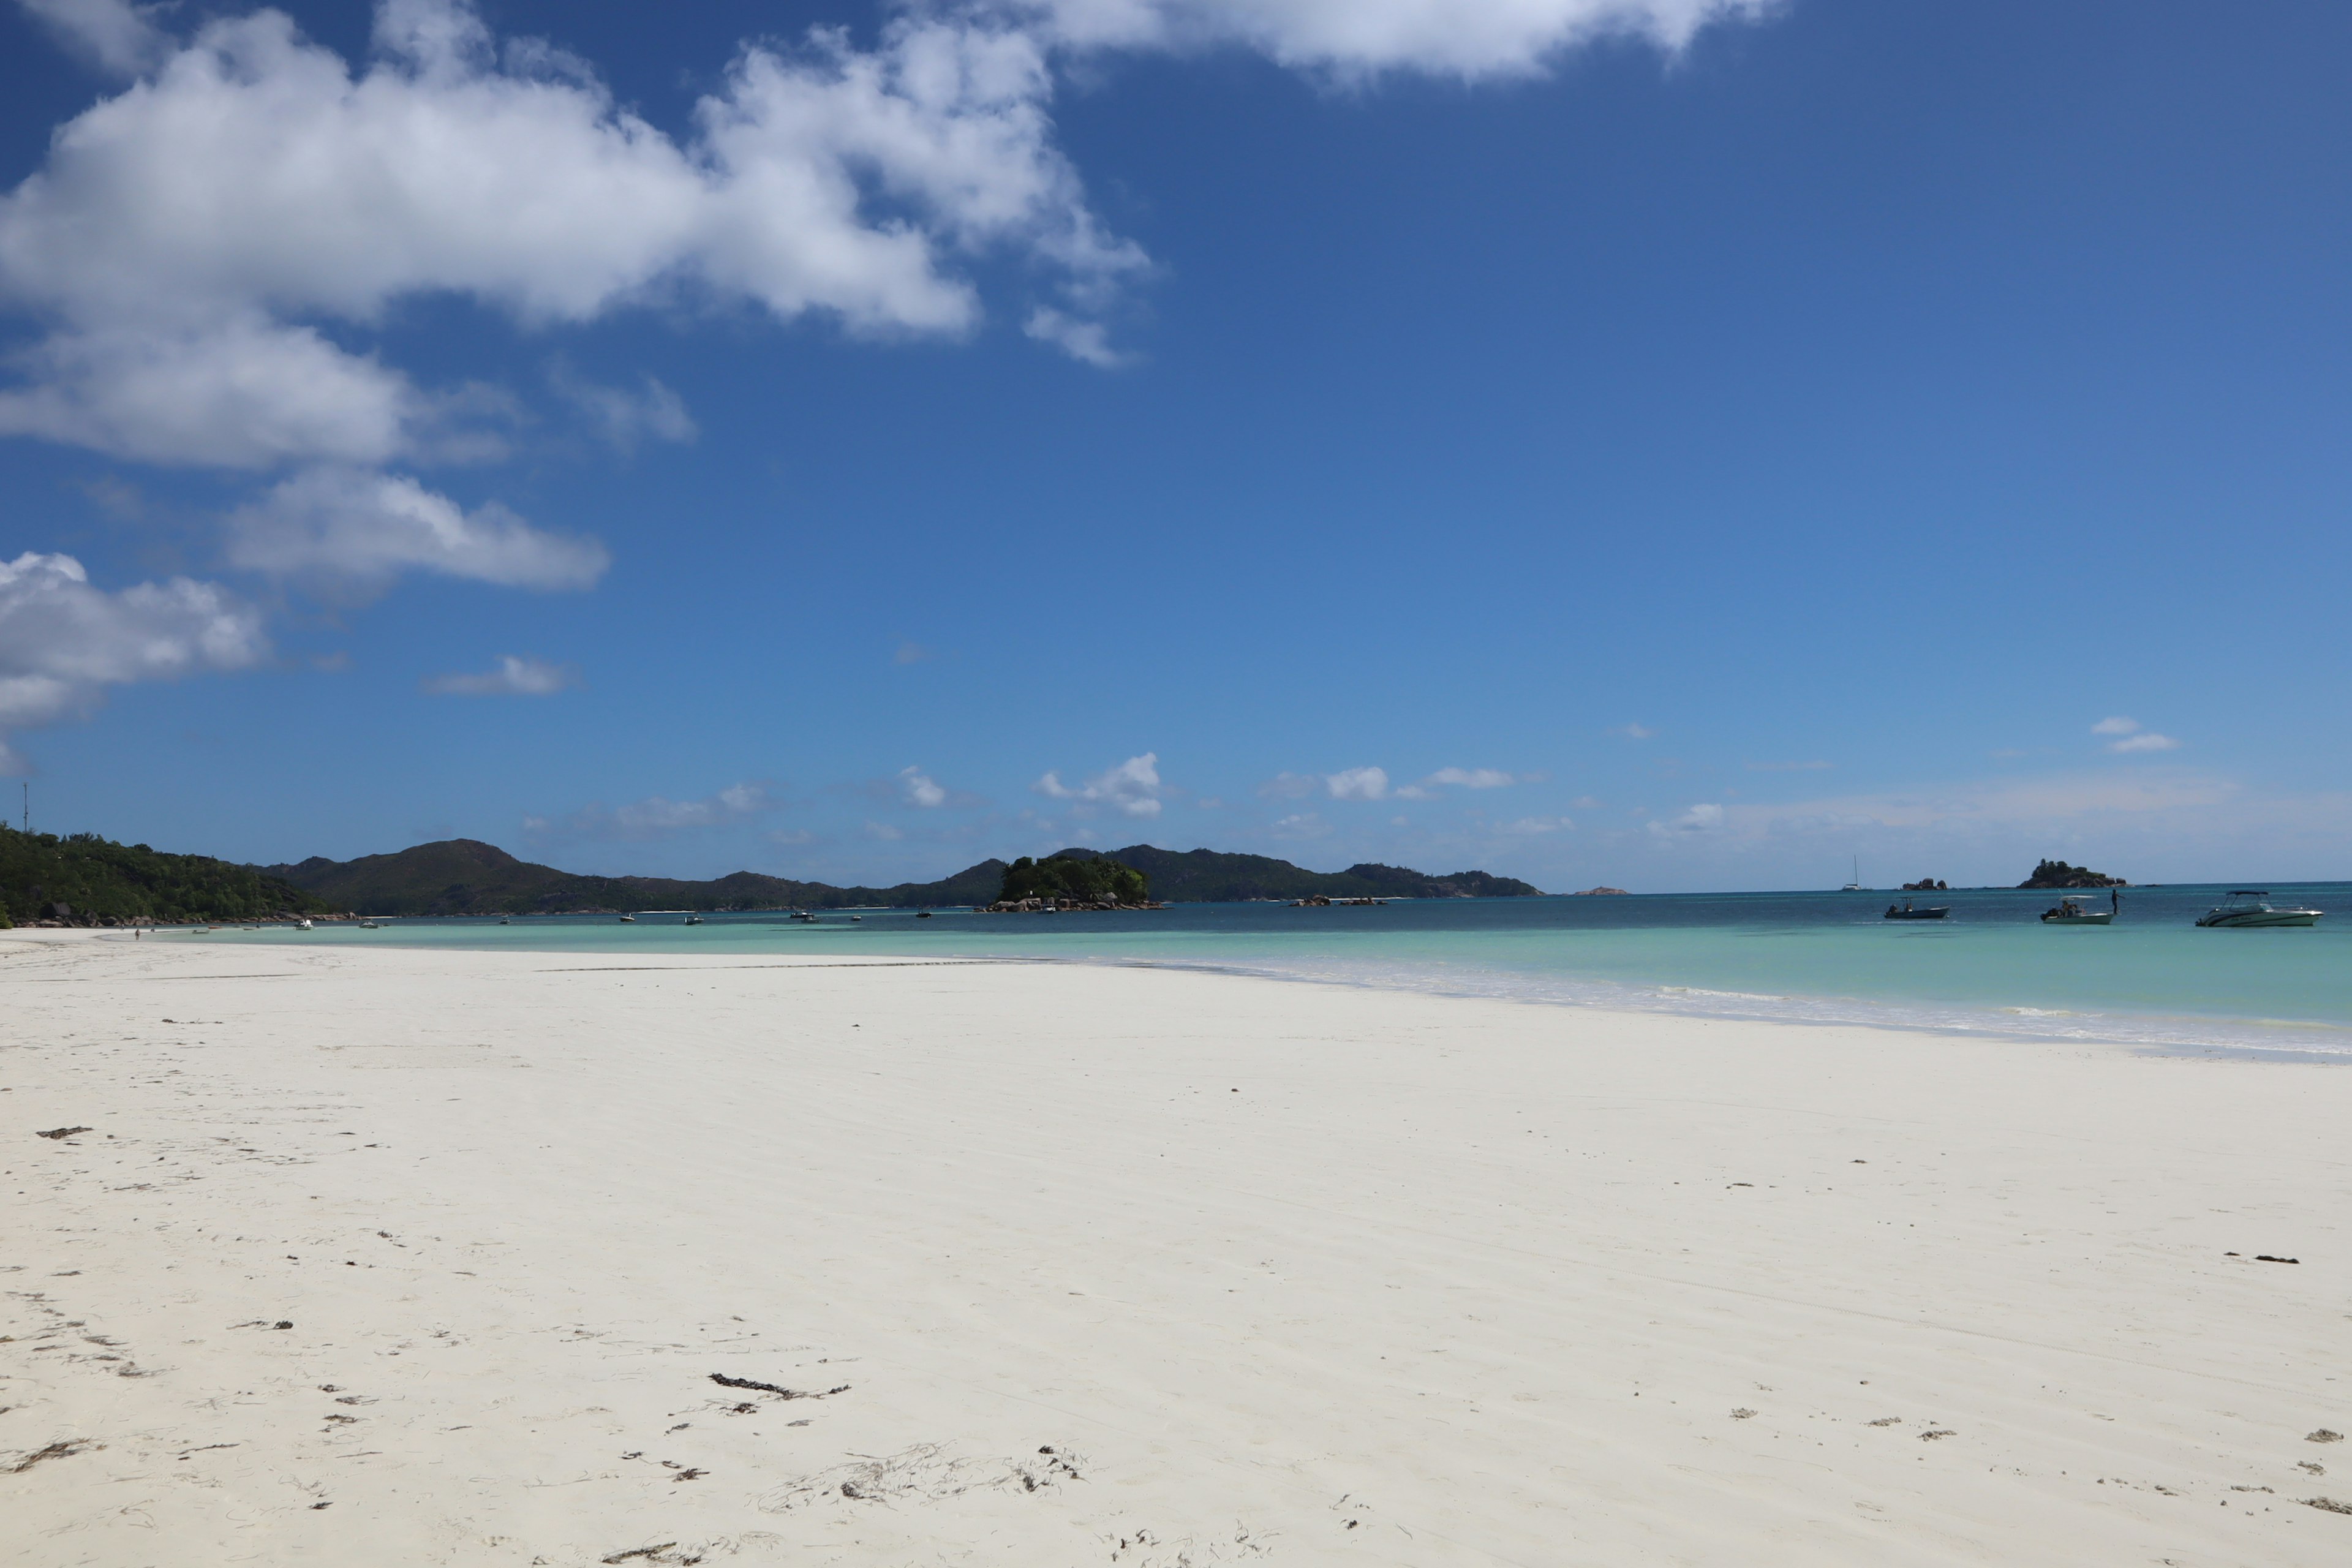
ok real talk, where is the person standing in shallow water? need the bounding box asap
[2111,889,2121,916]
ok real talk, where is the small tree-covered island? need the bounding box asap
[2018,859,2128,889]
[990,853,1156,911]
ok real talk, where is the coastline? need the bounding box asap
[6,930,2349,1564]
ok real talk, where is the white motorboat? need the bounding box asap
[358,919,380,930]
[2040,897,2113,925]
[2196,892,2322,929]
[683,914,703,925]
[619,914,636,922]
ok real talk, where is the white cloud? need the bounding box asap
[550,366,696,453]
[0,550,266,771]
[1324,764,1389,801]
[2090,716,2141,736]
[0,317,418,470]
[2109,731,2182,754]
[865,819,905,840]
[421,654,577,696]
[0,1,1147,479]
[1024,306,1125,367]
[900,765,949,807]
[987,0,1773,78]
[225,467,609,598]
[1425,766,1517,789]
[1611,722,1655,739]
[14,0,169,75]
[1503,815,1574,834]
[1257,771,1319,799]
[1269,810,1328,837]
[532,780,774,839]
[1648,801,1725,838]
[1036,751,1163,816]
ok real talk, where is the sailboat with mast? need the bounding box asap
[1842,856,1864,892]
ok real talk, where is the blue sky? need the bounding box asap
[1,0,2348,892]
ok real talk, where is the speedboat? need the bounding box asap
[683,914,703,925]
[358,919,380,930]
[1883,900,1948,920]
[2040,897,2113,925]
[2196,892,2322,929]
[295,919,312,930]
[619,914,636,922]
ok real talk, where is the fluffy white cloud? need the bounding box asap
[0,1,1145,477]
[421,654,577,696]
[1036,751,1163,816]
[2090,715,2139,736]
[1425,766,1515,789]
[900,766,949,807]
[225,467,609,597]
[1324,764,1390,801]
[0,317,417,469]
[15,0,168,75]
[1503,815,1574,834]
[0,550,266,771]
[982,0,1772,78]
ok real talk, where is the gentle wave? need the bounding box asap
[1074,952,2352,1060]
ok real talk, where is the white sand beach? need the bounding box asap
[5,930,2349,1566]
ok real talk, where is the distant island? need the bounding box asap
[1902,877,1948,891]
[244,839,1544,918]
[2018,859,2127,889]
[992,853,1153,910]
[1571,886,1630,896]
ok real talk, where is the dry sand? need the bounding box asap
[4,930,2349,1566]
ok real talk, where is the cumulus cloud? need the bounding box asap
[1036,751,1163,816]
[1425,766,1517,790]
[1324,765,1389,801]
[1503,815,1574,834]
[225,467,609,598]
[15,0,170,75]
[421,654,577,696]
[530,780,774,839]
[2090,716,2140,736]
[982,0,1773,78]
[0,550,266,771]
[900,765,949,807]
[0,0,1146,481]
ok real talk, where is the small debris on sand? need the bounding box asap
[1920,1430,1956,1441]
[2256,1254,2301,1264]
[602,1546,677,1564]
[1730,1408,1757,1420]
[709,1373,850,1401]
[35,1127,91,1140]
[2302,1496,2352,1515]
[1867,1417,1902,1427]
[6,1439,104,1474]
[2310,1431,2345,1444]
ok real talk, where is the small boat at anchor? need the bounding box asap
[1883,900,1948,921]
[2196,892,2322,929]
[2040,897,2113,925]
[683,914,703,925]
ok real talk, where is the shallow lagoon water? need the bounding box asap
[202,883,2352,1058]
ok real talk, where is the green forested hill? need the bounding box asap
[262,839,1541,916]
[263,840,1005,916]
[1061,845,1542,902]
[0,827,326,925]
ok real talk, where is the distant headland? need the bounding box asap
[2017,859,2128,889]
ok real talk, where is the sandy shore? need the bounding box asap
[4,932,2349,1566]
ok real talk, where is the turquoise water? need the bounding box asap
[192,884,2352,1058]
